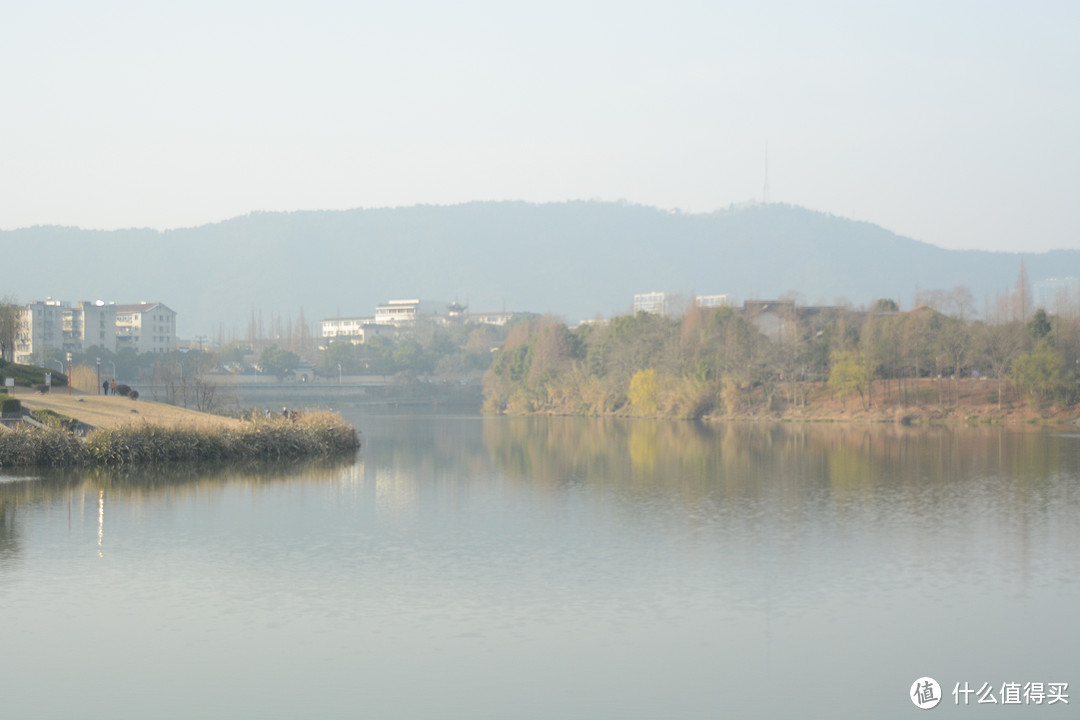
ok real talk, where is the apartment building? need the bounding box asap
[15,299,176,363]
[114,303,178,354]
[15,300,66,364]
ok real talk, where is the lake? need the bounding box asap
[2,408,1078,718]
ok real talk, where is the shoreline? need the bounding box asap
[0,392,360,468]
[487,378,1080,427]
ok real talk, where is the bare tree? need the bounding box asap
[972,321,1025,409]
[1014,260,1032,322]
[0,296,18,362]
[947,286,976,321]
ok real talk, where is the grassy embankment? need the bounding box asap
[0,367,360,468]
[0,410,360,468]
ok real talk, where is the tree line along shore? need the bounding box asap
[482,299,1080,424]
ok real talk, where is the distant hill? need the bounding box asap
[2,201,1076,338]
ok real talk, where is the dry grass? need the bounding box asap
[84,411,360,466]
[0,425,85,467]
[15,390,242,430]
[1,390,360,468]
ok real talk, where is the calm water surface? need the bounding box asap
[1,409,1078,719]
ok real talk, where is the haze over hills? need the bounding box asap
[3,201,1076,339]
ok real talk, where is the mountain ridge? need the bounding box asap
[3,201,1074,338]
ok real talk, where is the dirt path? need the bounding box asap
[11,388,241,430]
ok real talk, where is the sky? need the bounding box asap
[2,0,1078,252]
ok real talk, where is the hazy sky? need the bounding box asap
[3,1,1078,252]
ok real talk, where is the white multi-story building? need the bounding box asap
[466,312,518,326]
[15,300,66,364]
[70,301,118,353]
[321,316,370,339]
[114,303,178,354]
[374,299,445,326]
[15,300,120,364]
[695,294,732,309]
[320,316,398,346]
[634,292,666,315]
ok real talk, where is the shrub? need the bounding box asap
[0,361,63,387]
[1,397,22,415]
[114,384,132,397]
[30,408,79,431]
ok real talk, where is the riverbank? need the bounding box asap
[12,390,242,429]
[489,377,1080,426]
[709,378,1080,426]
[0,390,360,468]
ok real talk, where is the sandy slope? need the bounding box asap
[11,388,240,430]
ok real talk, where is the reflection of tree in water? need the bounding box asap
[0,472,79,570]
[0,456,357,512]
[483,418,1075,512]
[0,500,18,570]
[358,413,493,480]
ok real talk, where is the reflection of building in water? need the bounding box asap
[1034,277,1079,318]
[97,489,104,557]
[375,468,418,516]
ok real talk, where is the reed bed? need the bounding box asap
[0,425,86,468]
[0,411,360,468]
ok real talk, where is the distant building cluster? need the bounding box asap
[632,291,859,343]
[14,299,177,364]
[320,299,529,347]
[633,292,733,316]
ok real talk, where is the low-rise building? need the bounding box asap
[743,300,796,343]
[695,294,732,309]
[466,311,519,326]
[321,316,372,339]
[322,298,531,346]
[320,317,399,347]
